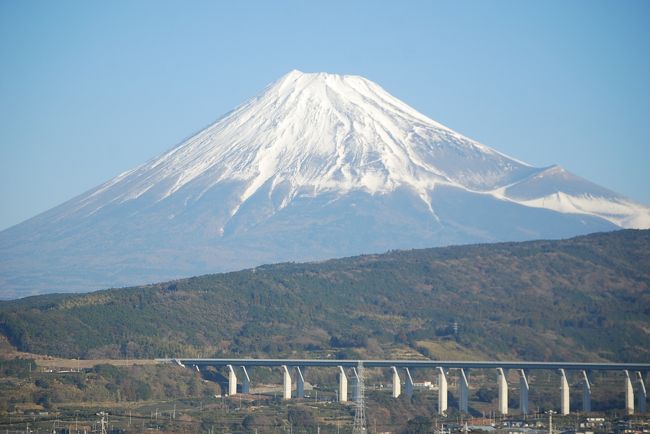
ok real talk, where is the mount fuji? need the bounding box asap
[1,70,649,298]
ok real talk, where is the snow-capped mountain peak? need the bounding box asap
[78,71,540,220]
[1,70,648,297]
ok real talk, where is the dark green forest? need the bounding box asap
[1,229,649,362]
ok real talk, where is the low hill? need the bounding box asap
[1,229,649,362]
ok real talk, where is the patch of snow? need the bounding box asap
[518,192,650,229]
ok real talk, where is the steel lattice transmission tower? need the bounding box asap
[352,361,367,434]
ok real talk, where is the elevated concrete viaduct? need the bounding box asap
[162,358,649,415]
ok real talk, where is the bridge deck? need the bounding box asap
[159,358,650,371]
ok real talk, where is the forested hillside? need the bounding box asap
[1,229,648,362]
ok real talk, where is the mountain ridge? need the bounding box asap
[1,229,648,363]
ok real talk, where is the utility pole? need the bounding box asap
[97,412,108,434]
[546,410,556,434]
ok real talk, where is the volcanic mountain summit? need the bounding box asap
[1,70,648,298]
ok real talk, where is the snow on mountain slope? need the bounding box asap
[70,70,537,221]
[502,165,650,228]
[0,70,648,298]
[68,70,648,230]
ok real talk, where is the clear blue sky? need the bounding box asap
[1,0,649,231]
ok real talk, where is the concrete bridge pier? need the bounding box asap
[559,369,570,415]
[296,367,305,398]
[227,364,237,396]
[519,369,529,415]
[636,371,647,413]
[352,368,361,402]
[625,370,634,415]
[405,368,414,397]
[636,371,648,413]
[392,366,401,398]
[282,365,292,399]
[497,368,508,415]
[438,367,448,415]
[459,368,469,413]
[338,366,348,402]
[240,367,250,394]
[581,370,591,413]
